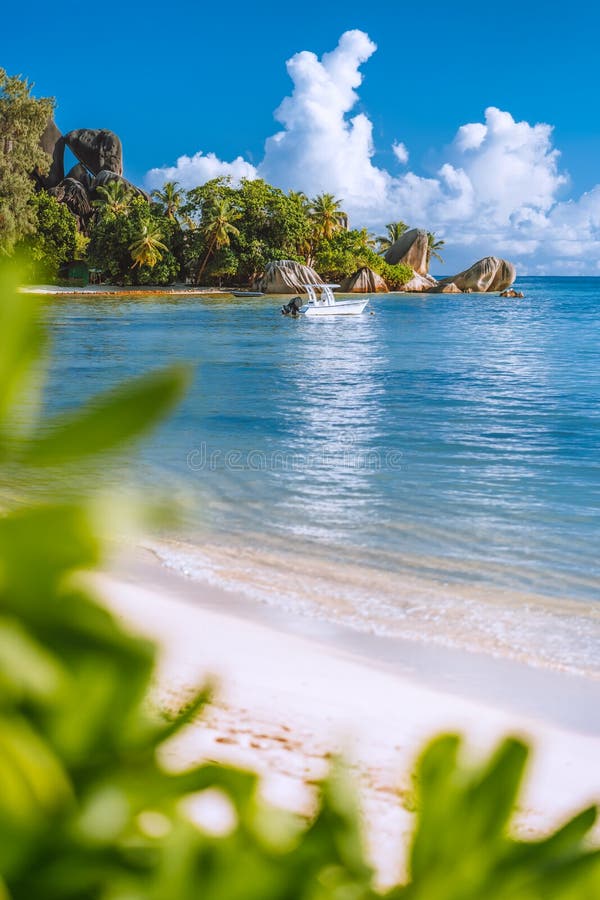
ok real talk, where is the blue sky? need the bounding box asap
[4,0,600,272]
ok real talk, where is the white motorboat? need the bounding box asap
[300,283,369,316]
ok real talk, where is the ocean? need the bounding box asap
[45,278,600,676]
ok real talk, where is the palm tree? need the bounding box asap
[180,212,199,232]
[151,181,184,220]
[309,193,347,241]
[92,180,133,216]
[288,190,310,209]
[376,221,410,254]
[427,232,446,266]
[357,227,378,250]
[196,198,241,284]
[129,224,169,269]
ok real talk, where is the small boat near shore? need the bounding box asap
[231,291,264,297]
[282,284,369,317]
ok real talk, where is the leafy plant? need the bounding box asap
[151,180,184,221]
[91,179,134,217]
[388,734,600,899]
[375,259,413,289]
[0,262,599,899]
[129,224,169,269]
[376,221,410,254]
[88,195,180,285]
[0,69,54,254]
[16,190,79,283]
[309,193,348,241]
[426,231,445,266]
[195,196,241,283]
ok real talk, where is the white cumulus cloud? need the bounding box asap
[146,30,600,274]
[145,151,257,191]
[259,29,390,219]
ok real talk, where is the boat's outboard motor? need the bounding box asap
[281,296,303,317]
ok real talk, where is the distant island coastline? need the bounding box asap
[2,69,516,296]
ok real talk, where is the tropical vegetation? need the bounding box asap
[0,69,53,255]
[1,263,600,899]
[88,195,180,285]
[427,231,445,266]
[376,221,410,253]
[16,190,79,282]
[1,66,438,288]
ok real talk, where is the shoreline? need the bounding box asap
[20,284,233,297]
[142,533,600,684]
[98,547,600,886]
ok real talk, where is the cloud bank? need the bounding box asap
[146,30,600,274]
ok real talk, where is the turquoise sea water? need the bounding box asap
[45,278,600,673]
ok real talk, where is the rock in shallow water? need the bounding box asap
[403,272,438,292]
[254,260,323,294]
[341,267,388,293]
[428,282,462,293]
[441,256,516,292]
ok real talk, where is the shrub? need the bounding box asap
[374,260,413,289]
[17,191,79,283]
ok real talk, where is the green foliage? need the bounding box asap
[1,265,599,900]
[182,178,312,285]
[88,196,180,285]
[314,229,382,280]
[195,195,241,283]
[389,735,600,899]
[92,179,134,217]
[427,231,445,266]
[376,222,409,254]
[375,260,413,289]
[309,193,347,241]
[151,181,184,220]
[0,69,54,255]
[129,224,169,270]
[314,230,412,287]
[16,191,79,283]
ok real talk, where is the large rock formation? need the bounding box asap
[66,163,92,190]
[32,117,149,232]
[384,228,429,275]
[341,266,388,293]
[255,260,323,294]
[403,272,438,292]
[49,178,92,225]
[427,282,461,294]
[64,128,123,176]
[441,257,515,292]
[92,169,150,201]
[34,119,64,189]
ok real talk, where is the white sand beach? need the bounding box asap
[98,549,600,888]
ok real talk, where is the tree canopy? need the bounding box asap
[16,190,79,282]
[89,195,180,285]
[0,69,54,255]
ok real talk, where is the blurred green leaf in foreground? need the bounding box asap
[0,262,599,899]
